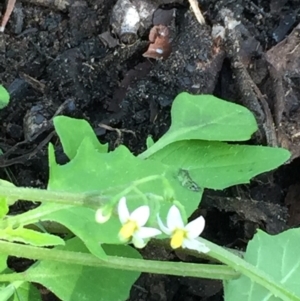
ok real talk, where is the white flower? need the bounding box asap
[157,205,210,253]
[118,197,162,248]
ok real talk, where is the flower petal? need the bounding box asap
[182,238,210,253]
[132,235,147,249]
[130,205,150,226]
[167,205,184,230]
[182,238,199,250]
[200,244,210,253]
[137,227,162,239]
[118,197,130,224]
[185,216,205,239]
[157,214,172,235]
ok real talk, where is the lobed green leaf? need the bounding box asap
[45,136,202,258]
[53,116,108,160]
[224,229,300,301]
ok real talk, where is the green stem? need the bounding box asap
[0,240,238,280]
[0,186,106,209]
[0,176,166,210]
[202,238,300,301]
[0,273,27,282]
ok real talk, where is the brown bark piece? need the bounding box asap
[223,18,277,146]
[202,195,287,235]
[266,23,300,160]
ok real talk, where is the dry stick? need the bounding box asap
[188,0,205,25]
[265,59,285,127]
[0,0,16,32]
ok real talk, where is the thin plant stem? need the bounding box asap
[0,185,106,208]
[0,240,238,280]
[0,175,167,210]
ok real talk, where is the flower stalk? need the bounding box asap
[0,185,106,209]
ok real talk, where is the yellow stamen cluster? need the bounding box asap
[170,229,187,249]
[119,220,138,241]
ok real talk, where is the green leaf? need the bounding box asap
[0,283,18,301]
[40,203,114,260]
[45,137,202,258]
[146,136,155,149]
[0,86,9,109]
[53,116,108,160]
[0,254,8,272]
[224,229,300,301]
[0,227,65,247]
[140,93,258,158]
[9,281,41,301]
[0,180,18,210]
[25,238,141,301]
[0,281,43,301]
[0,257,41,301]
[0,198,8,220]
[148,140,290,189]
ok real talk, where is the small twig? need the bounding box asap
[188,0,205,25]
[0,131,55,167]
[0,99,73,167]
[98,123,135,148]
[0,0,16,32]
[20,72,46,93]
[265,58,285,126]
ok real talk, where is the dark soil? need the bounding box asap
[1,0,300,300]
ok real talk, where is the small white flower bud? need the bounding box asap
[95,206,112,224]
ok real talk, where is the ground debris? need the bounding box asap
[285,183,300,226]
[119,10,225,148]
[266,22,300,160]
[110,0,182,45]
[220,8,277,146]
[143,25,172,60]
[202,193,288,235]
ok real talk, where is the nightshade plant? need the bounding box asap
[0,91,297,301]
